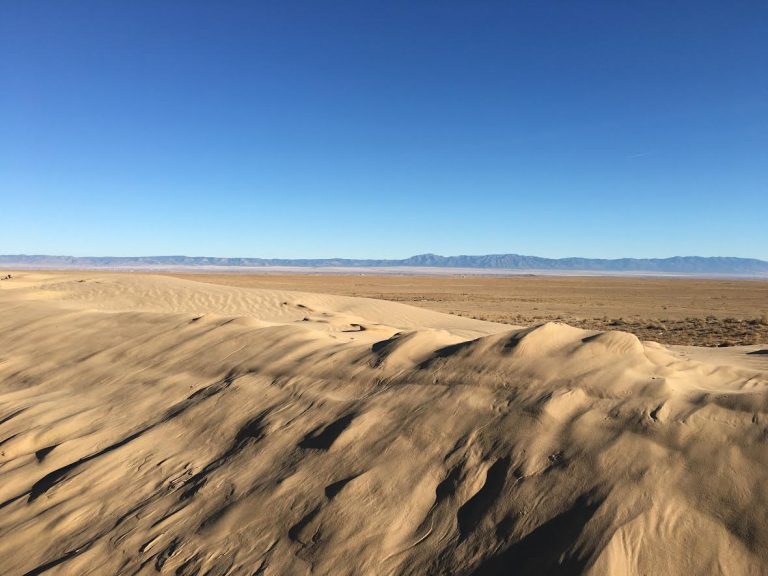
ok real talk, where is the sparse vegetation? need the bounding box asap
[436,312,768,346]
[172,273,768,347]
[560,316,768,347]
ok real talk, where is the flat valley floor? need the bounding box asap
[170,272,768,347]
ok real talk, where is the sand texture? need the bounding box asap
[1,272,768,575]
[170,273,768,346]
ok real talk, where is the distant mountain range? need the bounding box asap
[2,253,768,275]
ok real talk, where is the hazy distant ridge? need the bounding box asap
[3,253,768,274]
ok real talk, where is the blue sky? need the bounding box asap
[1,1,766,259]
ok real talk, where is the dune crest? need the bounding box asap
[1,272,767,575]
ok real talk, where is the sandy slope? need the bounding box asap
[1,272,767,575]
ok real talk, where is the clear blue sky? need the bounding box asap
[2,1,766,259]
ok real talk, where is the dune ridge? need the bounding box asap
[1,272,767,575]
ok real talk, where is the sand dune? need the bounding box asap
[1,272,767,575]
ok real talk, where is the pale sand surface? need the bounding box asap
[1,271,768,574]
[168,272,768,346]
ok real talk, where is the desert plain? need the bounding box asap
[1,270,768,574]
[170,272,768,347]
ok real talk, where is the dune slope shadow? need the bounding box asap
[458,457,511,538]
[470,491,604,576]
[298,413,355,450]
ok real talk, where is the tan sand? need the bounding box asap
[169,272,768,346]
[1,271,767,574]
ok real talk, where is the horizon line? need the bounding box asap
[2,252,768,262]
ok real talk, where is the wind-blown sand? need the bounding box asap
[1,272,767,575]
[169,273,768,347]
